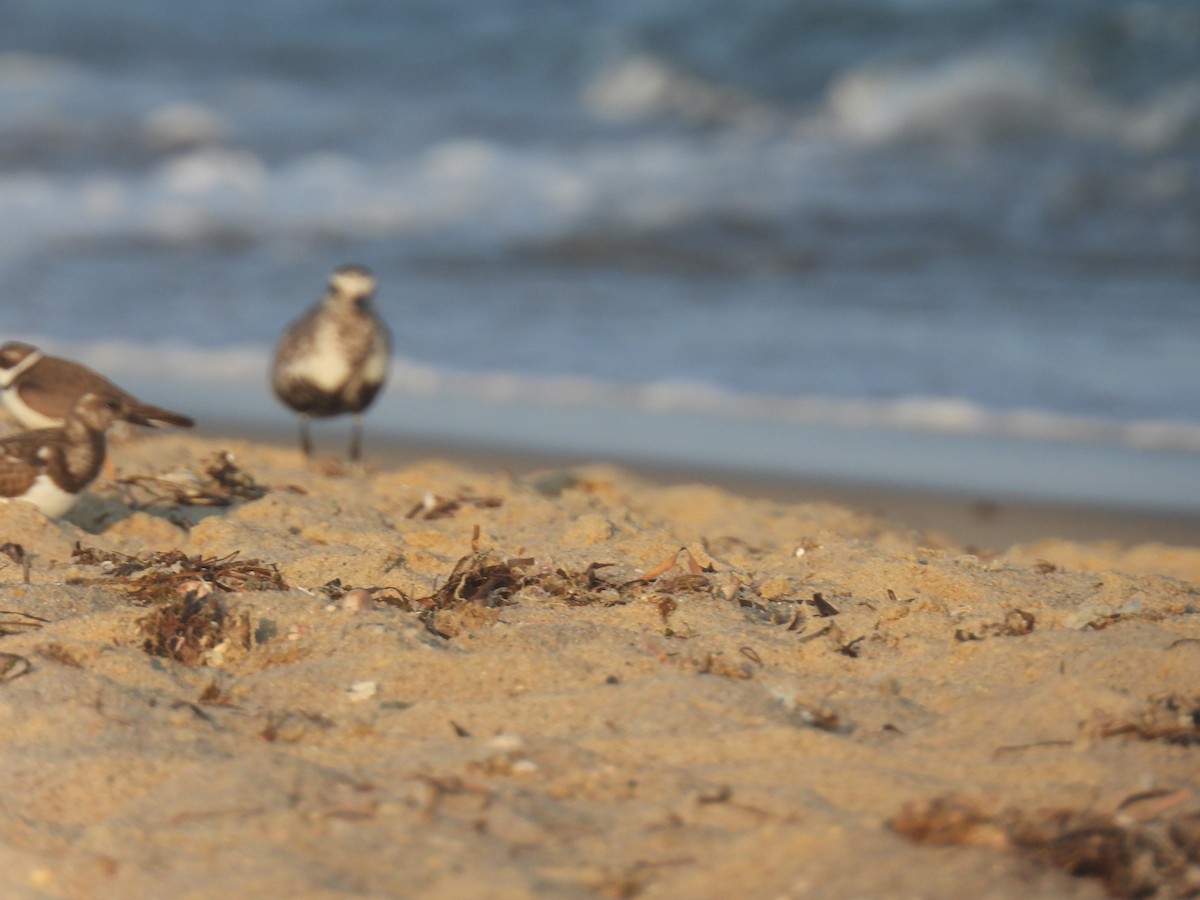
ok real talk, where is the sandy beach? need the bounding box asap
[1,426,1198,899]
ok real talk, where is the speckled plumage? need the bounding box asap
[271,264,391,461]
[0,392,124,517]
[0,341,194,430]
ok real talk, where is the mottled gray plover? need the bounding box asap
[271,264,391,462]
[0,392,124,517]
[0,341,195,431]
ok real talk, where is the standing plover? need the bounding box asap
[271,264,391,462]
[0,341,194,430]
[0,392,125,517]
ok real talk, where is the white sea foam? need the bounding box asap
[583,55,772,127]
[0,45,1193,263]
[142,102,229,151]
[578,48,1200,155]
[826,55,1122,145]
[156,148,267,197]
[0,133,823,255]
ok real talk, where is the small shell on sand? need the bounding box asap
[347,680,378,702]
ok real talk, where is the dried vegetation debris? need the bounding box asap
[117,450,268,507]
[1094,695,1200,748]
[71,544,288,604]
[66,543,286,668]
[348,541,878,656]
[890,793,1200,898]
[954,608,1036,642]
[0,609,47,636]
[429,551,536,609]
[138,588,253,667]
[404,490,503,520]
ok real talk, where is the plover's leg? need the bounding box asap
[300,418,313,458]
[349,413,363,463]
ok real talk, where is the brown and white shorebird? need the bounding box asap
[0,341,194,431]
[0,391,125,517]
[271,264,391,462]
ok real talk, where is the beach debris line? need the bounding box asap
[70,544,288,603]
[117,450,268,507]
[889,793,1200,898]
[338,536,857,657]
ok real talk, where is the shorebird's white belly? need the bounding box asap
[286,320,351,391]
[1,473,79,517]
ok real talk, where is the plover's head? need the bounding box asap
[71,392,125,431]
[0,341,41,387]
[327,264,377,307]
[0,341,39,371]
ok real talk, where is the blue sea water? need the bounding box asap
[0,1,1197,509]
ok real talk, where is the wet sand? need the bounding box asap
[0,427,1197,898]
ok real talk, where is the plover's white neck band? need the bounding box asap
[0,349,43,387]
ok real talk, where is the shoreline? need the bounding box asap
[195,417,1200,552]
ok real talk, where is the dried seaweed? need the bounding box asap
[404,491,503,520]
[72,544,287,603]
[138,589,251,667]
[260,710,335,742]
[808,592,840,617]
[692,652,753,679]
[36,643,84,668]
[0,610,47,636]
[542,562,622,606]
[1096,695,1200,747]
[836,635,866,658]
[955,609,1036,643]
[359,551,539,637]
[890,794,1200,898]
[426,551,535,609]
[118,451,267,507]
[398,547,723,638]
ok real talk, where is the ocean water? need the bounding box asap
[1,1,1198,510]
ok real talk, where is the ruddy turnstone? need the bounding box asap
[0,391,124,517]
[271,264,391,462]
[0,341,195,430]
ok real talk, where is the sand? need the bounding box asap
[1,428,1198,899]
